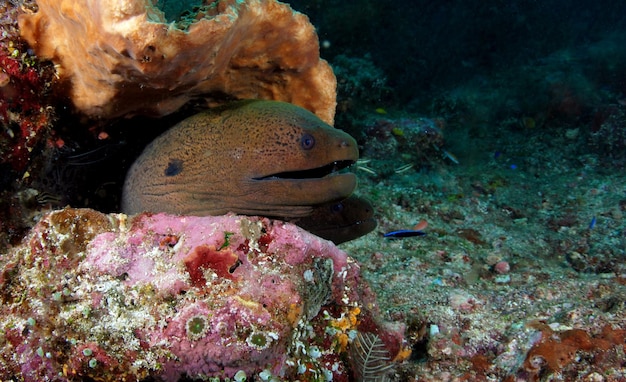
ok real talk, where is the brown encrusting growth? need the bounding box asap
[18,0,337,123]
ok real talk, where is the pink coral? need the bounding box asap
[0,208,407,381]
[494,260,510,274]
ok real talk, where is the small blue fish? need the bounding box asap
[441,149,459,165]
[589,216,597,229]
[384,229,427,238]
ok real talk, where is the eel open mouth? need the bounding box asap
[254,160,354,180]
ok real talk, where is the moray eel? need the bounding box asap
[122,100,358,218]
[293,195,377,244]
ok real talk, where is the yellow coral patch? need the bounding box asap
[393,345,412,362]
[287,303,303,326]
[336,332,349,352]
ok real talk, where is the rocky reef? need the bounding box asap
[0,208,408,381]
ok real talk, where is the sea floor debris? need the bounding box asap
[342,118,626,380]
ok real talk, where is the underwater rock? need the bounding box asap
[589,104,626,167]
[0,208,408,381]
[18,0,337,124]
[360,117,450,175]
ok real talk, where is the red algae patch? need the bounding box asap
[523,322,626,379]
[184,244,241,285]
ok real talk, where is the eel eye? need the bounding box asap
[330,202,345,213]
[301,133,315,150]
[164,158,183,176]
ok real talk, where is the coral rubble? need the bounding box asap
[0,208,408,381]
[18,0,337,123]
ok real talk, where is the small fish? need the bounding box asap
[375,107,387,114]
[589,216,596,229]
[520,116,536,129]
[384,229,427,238]
[391,127,404,136]
[441,149,459,164]
[394,163,414,174]
[433,144,459,165]
[413,219,428,231]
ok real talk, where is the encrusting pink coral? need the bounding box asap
[0,208,408,381]
[17,0,337,123]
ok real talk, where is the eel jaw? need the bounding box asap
[246,160,357,214]
[252,160,355,180]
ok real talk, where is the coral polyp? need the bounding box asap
[247,331,275,350]
[186,315,210,341]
